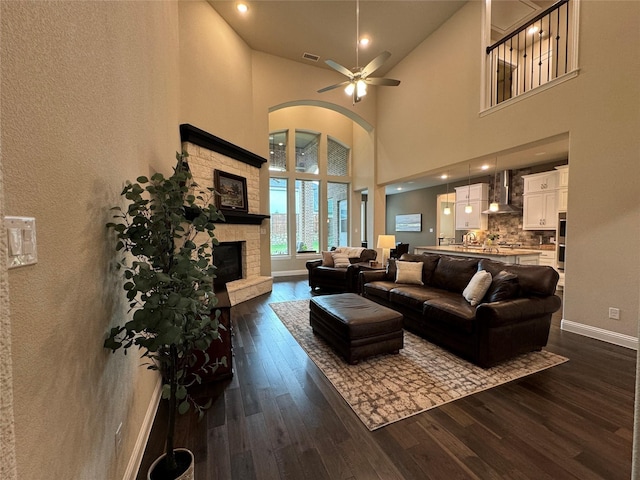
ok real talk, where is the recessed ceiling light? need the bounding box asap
[528,25,539,35]
[237,3,248,13]
[359,37,370,47]
[535,151,547,156]
[481,164,490,170]
[440,174,448,179]
[396,187,403,191]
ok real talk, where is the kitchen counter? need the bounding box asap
[413,245,542,265]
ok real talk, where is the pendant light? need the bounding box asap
[464,164,473,214]
[489,157,500,212]
[443,174,451,215]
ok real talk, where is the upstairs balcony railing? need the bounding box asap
[486,0,577,107]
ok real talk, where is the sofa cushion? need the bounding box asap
[483,270,520,303]
[331,251,351,268]
[335,246,365,257]
[463,270,493,306]
[423,294,477,334]
[315,265,348,280]
[389,286,447,313]
[321,250,334,267]
[395,261,424,285]
[478,259,558,296]
[431,255,480,293]
[363,281,397,301]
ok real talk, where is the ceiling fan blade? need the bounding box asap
[317,80,350,93]
[365,77,401,87]
[361,51,391,78]
[325,59,354,79]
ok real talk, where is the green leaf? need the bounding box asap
[178,400,190,415]
[161,384,171,399]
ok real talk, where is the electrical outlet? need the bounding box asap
[608,307,620,320]
[115,422,123,458]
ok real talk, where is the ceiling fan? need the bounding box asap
[317,0,401,104]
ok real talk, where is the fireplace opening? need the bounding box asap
[213,241,243,287]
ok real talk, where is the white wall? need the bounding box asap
[1,1,181,478]
[376,0,640,340]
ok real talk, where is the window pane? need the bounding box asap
[328,137,349,176]
[295,131,319,173]
[269,131,287,172]
[327,182,348,248]
[295,180,319,253]
[269,178,288,255]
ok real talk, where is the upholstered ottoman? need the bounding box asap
[309,293,404,364]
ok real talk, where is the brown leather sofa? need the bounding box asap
[360,253,561,367]
[306,247,377,293]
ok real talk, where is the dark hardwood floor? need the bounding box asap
[137,277,635,479]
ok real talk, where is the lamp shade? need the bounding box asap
[377,235,396,249]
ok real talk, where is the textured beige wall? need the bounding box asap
[375,1,640,338]
[0,155,17,480]
[1,1,180,478]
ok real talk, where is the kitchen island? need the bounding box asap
[413,245,542,265]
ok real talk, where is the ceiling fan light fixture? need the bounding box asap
[317,0,400,102]
[345,82,355,96]
[356,79,367,97]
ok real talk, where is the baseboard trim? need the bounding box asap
[124,375,163,480]
[272,269,307,277]
[561,319,638,350]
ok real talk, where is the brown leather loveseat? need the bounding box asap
[360,253,561,367]
[307,247,377,293]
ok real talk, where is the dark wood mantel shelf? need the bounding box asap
[218,210,269,225]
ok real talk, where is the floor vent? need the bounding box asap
[302,52,320,62]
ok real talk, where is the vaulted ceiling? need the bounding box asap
[208,1,567,192]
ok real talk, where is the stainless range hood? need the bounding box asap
[482,170,521,214]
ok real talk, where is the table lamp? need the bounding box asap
[377,234,396,266]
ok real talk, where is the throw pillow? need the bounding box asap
[463,270,493,306]
[483,270,520,302]
[331,251,351,268]
[321,251,334,267]
[395,261,424,285]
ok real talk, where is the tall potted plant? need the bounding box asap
[105,152,225,480]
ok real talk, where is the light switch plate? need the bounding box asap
[5,216,37,268]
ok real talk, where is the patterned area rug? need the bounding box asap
[270,299,568,431]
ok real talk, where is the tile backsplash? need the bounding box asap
[483,165,562,247]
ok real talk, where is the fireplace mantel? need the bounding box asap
[217,211,269,225]
[180,124,267,169]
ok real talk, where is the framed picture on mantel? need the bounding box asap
[214,170,248,213]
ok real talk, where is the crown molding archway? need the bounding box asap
[269,99,374,134]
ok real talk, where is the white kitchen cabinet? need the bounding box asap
[523,171,558,192]
[538,250,557,268]
[523,191,557,229]
[522,172,558,230]
[555,165,569,212]
[455,201,488,230]
[454,184,488,230]
[455,183,488,202]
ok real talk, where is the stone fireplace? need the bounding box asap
[180,124,272,305]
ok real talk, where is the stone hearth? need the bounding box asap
[180,124,272,306]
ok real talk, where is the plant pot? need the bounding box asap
[147,448,194,480]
